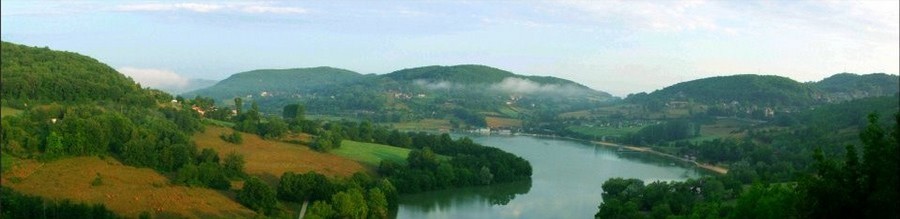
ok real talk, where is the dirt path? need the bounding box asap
[298,199,309,219]
[593,141,729,175]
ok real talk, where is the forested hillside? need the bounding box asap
[0,42,155,105]
[815,73,899,102]
[626,74,818,107]
[187,67,365,100]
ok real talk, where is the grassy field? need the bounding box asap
[567,125,644,138]
[1,106,23,118]
[685,118,756,143]
[193,125,368,184]
[390,119,452,131]
[202,118,235,127]
[0,156,255,218]
[331,140,412,167]
[497,106,522,118]
[485,116,523,128]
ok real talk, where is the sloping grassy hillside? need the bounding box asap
[0,156,254,218]
[332,140,412,167]
[193,125,367,183]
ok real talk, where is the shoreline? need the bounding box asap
[455,131,730,175]
[591,141,729,175]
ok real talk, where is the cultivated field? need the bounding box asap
[485,116,523,128]
[390,119,452,131]
[332,140,412,167]
[0,156,255,218]
[193,125,368,183]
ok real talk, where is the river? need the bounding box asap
[395,135,707,218]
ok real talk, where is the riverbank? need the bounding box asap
[592,141,729,175]
[456,131,729,175]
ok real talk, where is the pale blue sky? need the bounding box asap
[2,0,897,96]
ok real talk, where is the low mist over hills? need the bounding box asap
[185,65,613,125]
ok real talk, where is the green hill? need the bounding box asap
[183,64,613,126]
[186,67,364,100]
[628,74,818,107]
[815,73,899,102]
[0,41,146,103]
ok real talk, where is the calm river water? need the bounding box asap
[395,135,706,218]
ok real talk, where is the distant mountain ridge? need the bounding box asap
[185,64,612,125]
[626,73,899,108]
[814,73,899,102]
[188,67,365,99]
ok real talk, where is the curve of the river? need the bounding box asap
[395,135,707,219]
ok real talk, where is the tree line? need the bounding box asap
[596,112,899,218]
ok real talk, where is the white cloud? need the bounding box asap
[490,77,583,95]
[413,79,455,90]
[241,5,307,14]
[118,67,190,90]
[114,2,306,14]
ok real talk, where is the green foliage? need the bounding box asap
[237,177,277,215]
[377,131,531,193]
[1,42,155,105]
[305,201,335,219]
[283,104,305,121]
[596,111,900,219]
[45,131,64,158]
[220,131,243,144]
[331,188,368,219]
[277,171,333,202]
[626,74,817,107]
[0,187,120,219]
[366,188,389,219]
[223,152,245,179]
[91,173,103,187]
[815,73,899,96]
[311,131,341,152]
[187,67,363,101]
[173,157,233,190]
[277,172,397,219]
[625,120,698,145]
[800,113,900,218]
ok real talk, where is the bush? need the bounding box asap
[220,131,243,144]
[237,177,277,215]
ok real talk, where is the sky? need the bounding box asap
[2,0,898,97]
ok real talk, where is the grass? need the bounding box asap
[202,118,235,127]
[567,125,644,138]
[331,140,413,167]
[1,106,23,118]
[497,106,521,118]
[685,118,756,143]
[0,156,255,218]
[391,119,452,131]
[193,125,367,184]
[485,116,522,128]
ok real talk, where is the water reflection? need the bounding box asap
[398,179,532,211]
[395,135,704,218]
